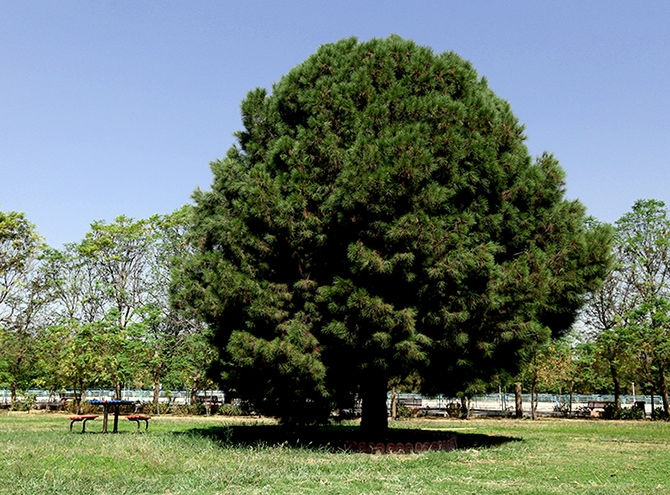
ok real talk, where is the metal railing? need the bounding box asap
[0,388,224,406]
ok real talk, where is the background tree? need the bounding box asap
[163,329,218,405]
[582,199,670,416]
[0,211,50,407]
[0,207,217,406]
[581,220,639,407]
[618,200,670,416]
[174,36,611,435]
[76,215,158,399]
[515,330,552,420]
[35,319,109,413]
[32,241,112,409]
[569,340,614,395]
[139,207,210,412]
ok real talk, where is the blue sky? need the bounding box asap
[1,1,669,248]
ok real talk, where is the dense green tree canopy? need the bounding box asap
[173,36,611,435]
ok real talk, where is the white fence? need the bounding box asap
[1,389,659,416]
[0,389,225,407]
[395,392,655,416]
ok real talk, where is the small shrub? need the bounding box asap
[10,402,27,412]
[62,400,98,414]
[394,402,414,419]
[444,402,461,419]
[651,406,668,421]
[133,401,170,415]
[11,392,37,411]
[172,403,207,415]
[601,403,618,420]
[553,399,570,417]
[136,402,154,414]
[170,404,191,416]
[574,406,591,418]
[602,404,645,420]
[618,407,644,420]
[79,402,99,414]
[217,404,244,416]
[23,392,37,410]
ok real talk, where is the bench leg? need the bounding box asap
[128,418,150,432]
[70,419,90,433]
[131,419,150,432]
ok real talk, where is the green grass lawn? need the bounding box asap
[1,411,669,494]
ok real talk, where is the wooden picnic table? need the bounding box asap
[88,400,135,433]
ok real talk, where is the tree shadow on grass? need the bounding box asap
[176,423,521,453]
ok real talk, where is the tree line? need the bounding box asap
[2,199,669,419]
[0,206,216,412]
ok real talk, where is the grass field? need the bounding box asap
[1,412,669,495]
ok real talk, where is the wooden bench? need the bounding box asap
[68,415,98,433]
[126,415,151,432]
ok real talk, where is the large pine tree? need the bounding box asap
[173,36,611,436]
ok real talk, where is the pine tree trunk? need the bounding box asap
[114,381,121,400]
[390,387,397,420]
[514,383,523,419]
[360,371,388,439]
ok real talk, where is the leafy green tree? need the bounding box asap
[35,319,108,413]
[581,200,670,414]
[162,329,218,405]
[174,36,611,435]
[35,209,211,409]
[139,207,210,411]
[511,331,604,418]
[582,266,639,407]
[581,220,640,407]
[76,215,158,398]
[614,200,670,416]
[591,322,638,407]
[569,340,614,395]
[35,243,110,406]
[515,332,554,420]
[0,211,50,406]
